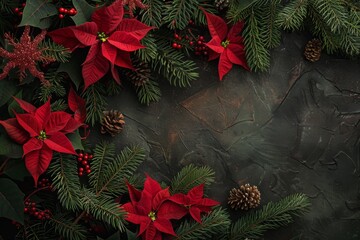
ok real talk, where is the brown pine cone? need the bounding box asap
[215,0,230,10]
[126,58,151,87]
[100,110,125,137]
[304,38,322,62]
[228,184,261,210]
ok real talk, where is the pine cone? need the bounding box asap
[304,38,322,62]
[126,58,151,87]
[228,184,261,210]
[215,0,230,11]
[100,110,125,137]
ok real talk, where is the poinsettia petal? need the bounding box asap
[25,146,53,187]
[202,9,228,40]
[62,118,83,134]
[68,87,87,123]
[122,202,134,213]
[228,21,245,42]
[145,223,157,240]
[23,138,43,156]
[48,27,86,51]
[0,118,29,144]
[13,97,36,113]
[152,188,170,210]
[114,51,134,69]
[111,63,121,84]
[169,193,187,205]
[208,50,221,61]
[91,0,124,34]
[199,198,220,207]
[117,19,153,40]
[206,36,224,54]
[139,218,151,237]
[153,218,176,236]
[157,201,187,220]
[44,132,76,154]
[218,51,233,81]
[143,175,162,198]
[108,31,145,52]
[71,22,98,46]
[45,112,72,135]
[82,44,110,90]
[15,114,40,137]
[189,207,202,223]
[227,44,250,70]
[101,42,118,64]
[35,100,51,128]
[126,181,142,204]
[188,184,204,201]
[137,190,153,215]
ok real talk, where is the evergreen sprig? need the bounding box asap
[170,164,215,194]
[135,79,161,105]
[140,0,163,28]
[175,207,231,239]
[81,82,108,126]
[151,39,199,87]
[48,153,82,211]
[163,0,199,30]
[48,213,87,240]
[36,69,66,103]
[228,193,311,240]
[39,39,71,63]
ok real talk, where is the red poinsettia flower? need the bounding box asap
[122,175,187,240]
[0,98,81,186]
[48,0,152,90]
[68,87,87,124]
[202,9,250,80]
[169,184,220,223]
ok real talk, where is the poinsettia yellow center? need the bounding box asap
[97,32,108,42]
[38,130,47,140]
[148,211,156,221]
[221,40,230,48]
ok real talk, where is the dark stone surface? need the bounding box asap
[104,32,360,240]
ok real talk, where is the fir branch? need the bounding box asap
[175,207,231,239]
[260,0,282,49]
[81,82,108,126]
[39,39,71,63]
[140,0,163,27]
[228,193,311,240]
[151,40,198,87]
[81,190,127,231]
[15,223,49,240]
[312,0,347,33]
[193,0,218,26]
[48,213,87,240]
[93,146,145,196]
[243,8,270,72]
[50,99,68,111]
[0,0,17,13]
[163,0,198,30]
[276,0,309,31]
[136,79,161,105]
[227,0,257,23]
[36,70,66,103]
[170,164,215,194]
[48,153,82,211]
[136,35,158,63]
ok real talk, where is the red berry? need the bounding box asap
[172,42,178,48]
[177,44,182,49]
[81,160,88,165]
[24,207,28,212]
[18,12,23,16]
[185,35,189,40]
[86,169,91,174]
[34,212,39,216]
[79,167,84,172]
[88,154,93,159]
[69,9,75,16]
[14,8,19,12]
[58,7,65,13]
[31,202,36,207]
[85,165,90,169]
[22,3,26,7]
[84,154,88,160]
[174,33,179,39]
[199,36,204,41]
[197,40,202,45]
[79,153,83,158]
[203,51,208,55]
[189,41,194,46]
[58,14,64,19]
[195,51,201,55]
[78,172,83,176]
[63,9,68,14]
[77,157,82,161]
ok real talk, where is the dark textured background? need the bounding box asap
[103,32,360,240]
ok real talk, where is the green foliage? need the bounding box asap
[49,213,87,240]
[50,99,68,111]
[89,142,145,196]
[276,0,308,31]
[135,79,161,105]
[48,153,82,211]
[19,0,58,29]
[0,0,17,13]
[136,35,158,63]
[151,39,198,87]
[39,39,71,63]
[81,82,108,126]
[71,0,96,26]
[228,193,311,240]
[170,164,215,194]
[36,70,67,103]
[0,178,25,224]
[140,0,163,27]
[0,134,23,158]
[0,77,18,107]
[15,222,49,240]
[163,0,199,30]
[175,207,231,239]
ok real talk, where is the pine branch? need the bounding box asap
[92,145,145,196]
[276,0,309,31]
[260,0,282,49]
[48,213,87,240]
[228,193,311,240]
[174,207,231,239]
[243,8,270,72]
[0,0,17,13]
[81,82,108,126]
[227,0,257,23]
[35,70,66,103]
[163,0,198,30]
[140,0,163,27]
[193,0,218,26]
[48,153,82,211]
[81,190,127,231]
[170,164,215,194]
[312,0,347,33]
[136,35,158,63]
[39,39,71,63]
[15,223,49,240]
[50,99,68,111]
[151,39,198,87]
[136,79,161,105]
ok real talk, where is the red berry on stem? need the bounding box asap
[81,160,88,165]
[88,154,93,159]
[197,40,202,45]
[172,42,178,48]
[18,12,23,16]
[78,172,83,176]
[58,14,64,19]
[189,41,194,46]
[177,44,182,49]
[59,7,64,13]
[79,153,83,158]
[199,36,204,41]
[79,167,84,172]
[84,154,88,160]
[174,33,179,39]
[22,3,26,7]
[14,8,19,12]
[86,169,91,174]
[85,165,90,169]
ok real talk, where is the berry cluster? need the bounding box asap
[37,178,52,188]
[13,3,26,16]
[77,151,93,176]
[24,199,51,220]
[58,7,77,19]
[171,32,209,56]
[193,35,209,56]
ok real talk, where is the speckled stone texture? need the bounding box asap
[102,32,360,240]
